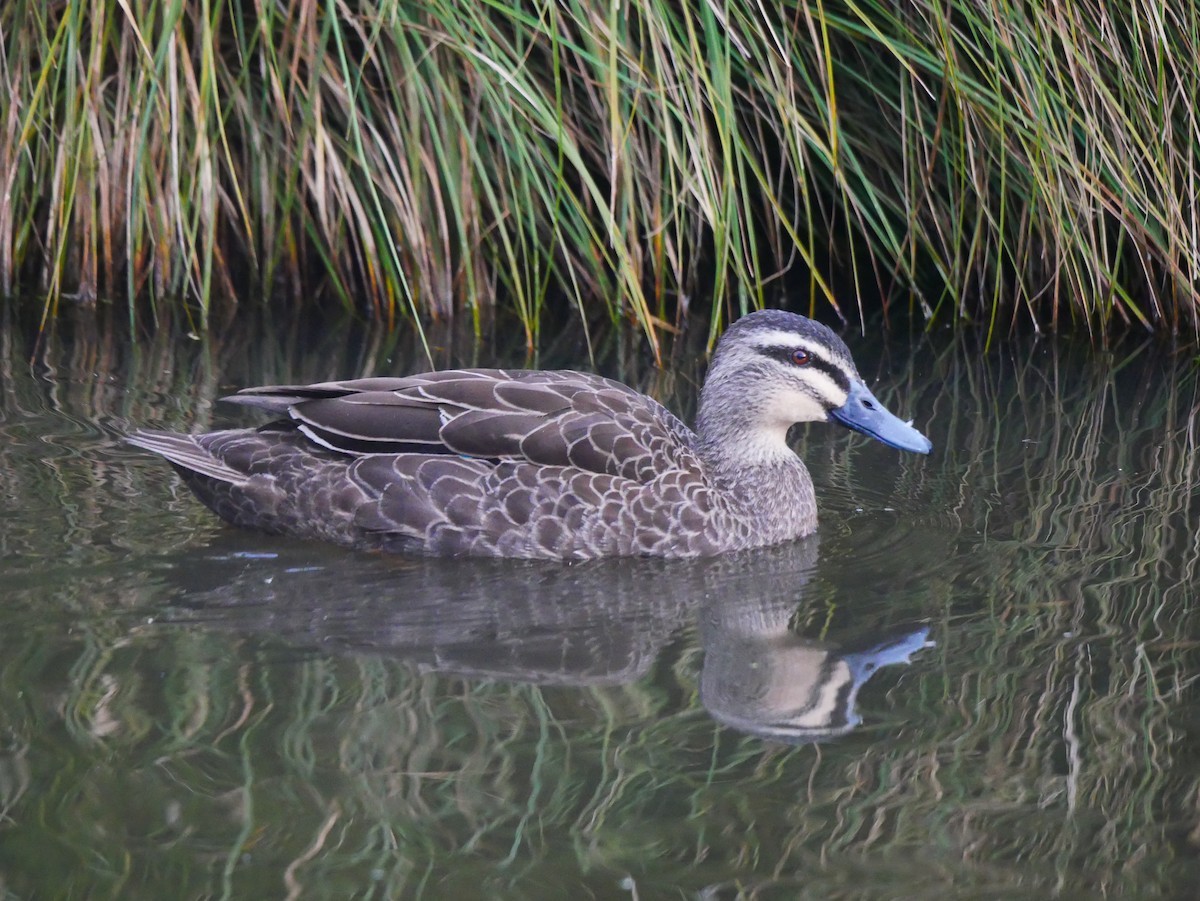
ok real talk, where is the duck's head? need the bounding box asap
[696,310,932,462]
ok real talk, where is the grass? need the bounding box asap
[2,1,1199,352]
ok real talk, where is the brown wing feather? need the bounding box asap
[289,394,444,452]
[438,409,546,458]
[221,369,700,485]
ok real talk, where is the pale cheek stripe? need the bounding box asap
[799,370,846,408]
[765,387,832,425]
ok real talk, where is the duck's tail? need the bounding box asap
[126,430,250,486]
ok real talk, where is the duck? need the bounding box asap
[128,310,931,560]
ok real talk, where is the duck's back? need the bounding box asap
[129,370,780,559]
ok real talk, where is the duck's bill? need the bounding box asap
[829,381,932,454]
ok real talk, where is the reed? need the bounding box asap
[3,1,1199,350]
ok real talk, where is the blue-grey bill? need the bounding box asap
[829,380,933,454]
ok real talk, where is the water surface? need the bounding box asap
[2,311,1198,898]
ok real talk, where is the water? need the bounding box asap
[2,310,1199,898]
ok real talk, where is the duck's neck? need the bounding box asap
[695,386,815,539]
[700,388,811,487]
[695,415,795,477]
[695,375,800,475]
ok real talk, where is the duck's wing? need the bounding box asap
[226,370,700,482]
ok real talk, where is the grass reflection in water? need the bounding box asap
[0,311,1198,898]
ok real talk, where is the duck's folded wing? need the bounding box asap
[225,370,701,481]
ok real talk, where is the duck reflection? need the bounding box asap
[700,590,931,742]
[161,535,930,743]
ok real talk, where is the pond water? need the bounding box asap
[2,309,1199,898]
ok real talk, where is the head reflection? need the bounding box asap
[699,605,932,743]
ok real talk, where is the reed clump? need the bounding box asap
[3,1,1199,349]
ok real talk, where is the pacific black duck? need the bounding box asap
[129,310,931,559]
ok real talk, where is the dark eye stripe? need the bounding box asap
[759,345,851,395]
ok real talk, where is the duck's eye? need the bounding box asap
[791,349,811,366]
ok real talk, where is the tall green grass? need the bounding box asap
[3,1,1199,350]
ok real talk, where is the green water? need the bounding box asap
[1,311,1198,899]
